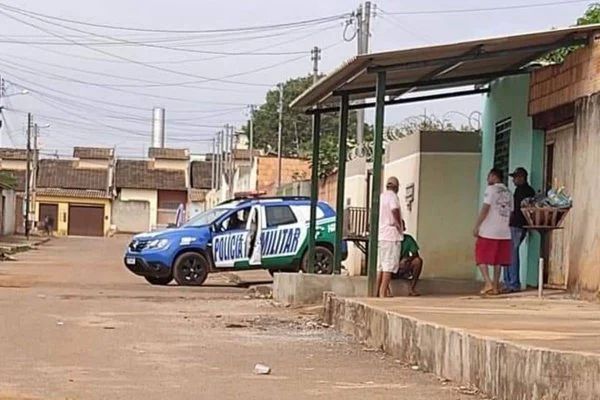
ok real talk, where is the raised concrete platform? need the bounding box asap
[323,292,600,400]
[273,272,481,305]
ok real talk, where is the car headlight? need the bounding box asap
[146,238,170,250]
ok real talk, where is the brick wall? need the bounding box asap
[529,40,600,115]
[257,156,310,194]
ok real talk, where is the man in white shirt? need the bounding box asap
[376,176,404,297]
[473,168,513,295]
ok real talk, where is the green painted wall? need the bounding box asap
[480,75,544,288]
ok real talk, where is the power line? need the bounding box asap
[382,0,588,15]
[0,2,349,34]
[0,8,274,87]
[0,4,332,56]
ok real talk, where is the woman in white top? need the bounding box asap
[473,168,512,295]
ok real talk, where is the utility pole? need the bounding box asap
[211,137,216,190]
[228,124,235,198]
[32,124,39,231]
[311,46,321,84]
[356,1,372,146]
[224,124,231,198]
[277,83,284,189]
[0,76,5,147]
[25,113,32,239]
[217,130,223,191]
[248,104,256,166]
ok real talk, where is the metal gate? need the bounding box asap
[68,205,104,237]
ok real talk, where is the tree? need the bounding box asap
[0,171,16,189]
[542,2,600,63]
[245,75,372,177]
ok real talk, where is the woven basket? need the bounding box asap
[521,207,570,228]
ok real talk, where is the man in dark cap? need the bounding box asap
[505,167,536,292]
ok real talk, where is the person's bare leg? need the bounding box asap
[478,265,493,294]
[492,266,502,294]
[379,272,392,298]
[409,257,423,296]
[376,271,383,296]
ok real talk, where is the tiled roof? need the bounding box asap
[191,161,212,189]
[37,188,111,199]
[115,160,186,190]
[148,147,188,160]
[37,159,108,191]
[0,148,27,160]
[189,189,207,202]
[0,169,26,191]
[73,147,114,160]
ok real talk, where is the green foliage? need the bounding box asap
[542,2,600,63]
[0,171,17,189]
[245,75,372,177]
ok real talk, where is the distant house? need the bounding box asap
[115,148,189,231]
[35,147,114,237]
[0,148,29,234]
[189,160,212,217]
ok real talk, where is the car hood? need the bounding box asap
[133,226,210,242]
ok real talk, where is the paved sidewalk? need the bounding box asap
[0,235,50,258]
[324,291,600,400]
[361,292,600,355]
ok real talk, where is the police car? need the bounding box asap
[123,196,345,286]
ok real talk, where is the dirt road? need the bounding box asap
[0,237,480,400]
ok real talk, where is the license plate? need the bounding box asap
[126,257,136,265]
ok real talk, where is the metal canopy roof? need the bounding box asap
[290,24,600,110]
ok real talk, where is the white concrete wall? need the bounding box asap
[418,153,480,279]
[0,160,26,170]
[76,159,110,169]
[384,153,421,238]
[120,188,158,228]
[188,201,206,218]
[112,199,150,233]
[1,189,17,235]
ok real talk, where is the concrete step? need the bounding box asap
[273,272,481,305]
[323,293,600,400]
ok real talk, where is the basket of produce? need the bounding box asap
[521,187,572,228]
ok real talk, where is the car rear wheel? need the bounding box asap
[173,252,209,286]
[144,276,173,286]
[301,246,334,275]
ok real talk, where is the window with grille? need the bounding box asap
[494,118,511,184]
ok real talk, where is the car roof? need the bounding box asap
[216,196,328,210]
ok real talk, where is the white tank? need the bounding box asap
[151,107,165,148]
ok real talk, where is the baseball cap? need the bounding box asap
[509,167,528,177]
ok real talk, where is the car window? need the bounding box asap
[183,208,230,227]
[265,205,297,227]
[219,207,251,232]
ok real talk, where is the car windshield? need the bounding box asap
[182,208,230,227]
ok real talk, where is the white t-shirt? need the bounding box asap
[479,183,512,240]
[379,190,404,242]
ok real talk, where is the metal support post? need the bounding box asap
[307,112,321,274]
[367,71,387,296]
[333,94,350,274]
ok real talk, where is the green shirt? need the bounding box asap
[401,234,420,258]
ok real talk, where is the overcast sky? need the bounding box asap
[0,0,589,157]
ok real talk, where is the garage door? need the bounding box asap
[68,205,104,237]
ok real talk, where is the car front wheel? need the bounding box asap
[173,252,209,286]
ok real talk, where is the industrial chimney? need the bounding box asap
[151,107,165,148]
